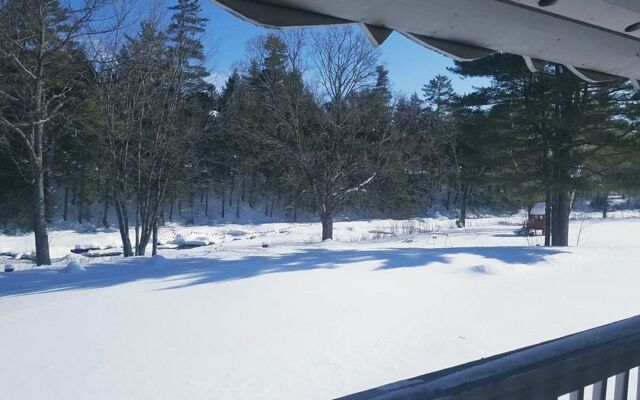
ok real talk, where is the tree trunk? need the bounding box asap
[269,196,275,218]
[554,189,571,246]
[33,167,51,266]
[187,190,195,225]
[77,199,83,224]
[551,191,560,246]
[205,191,209,217]
[543,144,552,247]
[551,141,572,247]
[221,190,225,219]
[63,186,69,222]
[544,189,552,247]
[136,189,164,257]
[30,58,52,266]
[137,218,153,256]
[249,172,255,208]
[169,200,174,222]
[236,197,240,219]
[458,184,469,228]
[152,221,158,256]
[114,200,134,257]
[320,210,334,241]
[459,200,467,228]
[102,184,110,228]
[77,166,86,224]
[241,173,246,202]
[134,204,140,256]
[602,193,608,219]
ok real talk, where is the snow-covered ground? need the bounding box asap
[1,212,639,399]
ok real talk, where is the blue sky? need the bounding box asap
[138,0,490,96]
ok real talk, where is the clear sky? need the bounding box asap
[167,1,489,96]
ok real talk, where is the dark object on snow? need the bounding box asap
[4,264,14,272]
[521,202,546,236]
[83,249,123,258]
[262,242,269,248]
[176,243,210,250]
[70,246,100,254]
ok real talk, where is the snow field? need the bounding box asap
[0,213,639,399]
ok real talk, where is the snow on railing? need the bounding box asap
[338,315,640,400]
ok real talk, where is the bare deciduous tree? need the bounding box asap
[0,0,121,265]
[230,28,395,240]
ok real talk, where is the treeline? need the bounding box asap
[1,0,640,265]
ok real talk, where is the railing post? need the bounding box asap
[614,371,629,400]
[592,380,607,400]
[636,367,640,400]
[569,388,584,400]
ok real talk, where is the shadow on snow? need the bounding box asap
[0,246,565,297]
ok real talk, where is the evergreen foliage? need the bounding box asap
[1,3,639,257]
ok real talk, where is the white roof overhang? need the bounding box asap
[211,0,640,87]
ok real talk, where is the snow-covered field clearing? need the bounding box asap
[1,211,639,399]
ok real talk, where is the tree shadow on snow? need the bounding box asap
[0,246,566,297]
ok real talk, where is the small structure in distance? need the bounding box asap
[522,202,546,236]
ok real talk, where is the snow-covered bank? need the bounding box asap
[2,210,638,269]
[0,214,639,399]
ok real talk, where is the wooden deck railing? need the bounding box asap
[338,315,640,400]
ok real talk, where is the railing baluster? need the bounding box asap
[592,380,607,400]
[569,388,584,400]
[636,367,640,400]
[614,371,630,400]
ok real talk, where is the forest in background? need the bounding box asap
[2,0,640,265]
